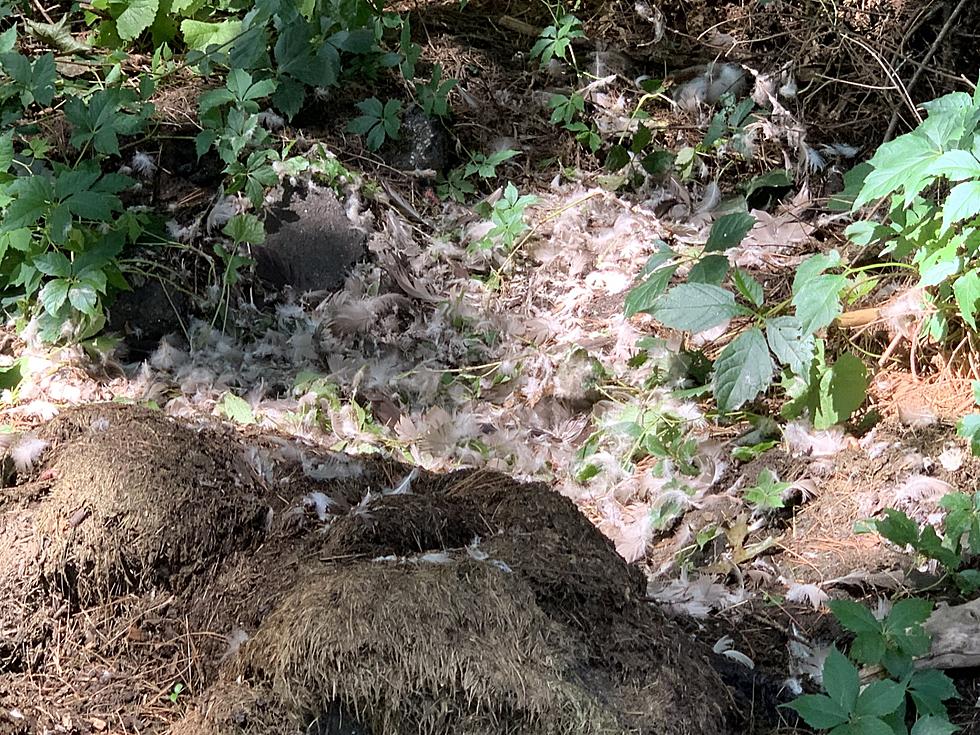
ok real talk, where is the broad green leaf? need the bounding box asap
[713,327,774,412]
[793,273,846,334]
[181,19,242,51]
[910,715,958,735]
[0,130,13,173]
[733,268,763,307]
[855,131,941,208]
[687,254,729,285]
[848,716,902,735]
[651,283,744,333]
[851,631,886,666]
[828,600,881,635]
[39,278,70,315]
[952,269,980,329]
[744,169,791,199]
[908,669,958,717]
[814,352,866,429]
[624,265,678,317]
[117,0,160,40]
[793,250,842,290]
[941,181,980,232]
[67,283,98,315]
[765,316,814,374]
[875,508,920,548]
[0,25,15,54]
[855,679,906,717]
[223,213,265,244]
[34,251,72,278]
[824,648,860,714]
[886,598,933,632]
[218,392,255,425]
[783,694,848,729]
[705,212,756,252]
[927,150,980,181]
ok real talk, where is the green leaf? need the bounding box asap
[957,414,980,454]
[794,251,842,289]
[34,251,72,278]
[909,669,958,717]
[887,598,933,632]
[606,144,630,172]
[651,284,744,333]
[851,631,887,665]
[705,212,756,252]
[829,162,873,212]
[875,508,920,548]
[941,181,980,232]
[117,0,160,40]
[223,213,265,245]
[181,18,242,51]
[829,600,881,635]
[855,679,906,717]
[910,715,958,735]
[0,130,12,174]
[687,254,729,285]
[67,283,98,315]
[953,269,980,330]
[765,316,814,374]
[39,278,70,315]
[814,352,866,429]
[793,273,846,334]
[624,264,678,317]
[927,150,980,181]
[733,268,764,307]
[855,131,941,208]
[784,694,849,729]
[219,392,254,425]
[849,716,903,735]
[824,648,860,714]
[713,327,774,412]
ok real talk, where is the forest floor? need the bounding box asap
[2,1,980,733]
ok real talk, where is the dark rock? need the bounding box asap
[383,105,449,173]
[254,187,367,293]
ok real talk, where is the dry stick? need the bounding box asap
[884,0,971,142]
[844,33,919,127]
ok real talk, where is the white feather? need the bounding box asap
[11,435,48,473]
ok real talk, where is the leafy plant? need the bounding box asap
[743,467,788,510]
[415,63,456,118]
[530,12,584,68]
[785,647,956,735]
[474,183,537,251]
[864,489,980,591]
[347,97,403,151]
[626,222,867,420]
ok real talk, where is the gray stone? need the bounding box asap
[383,106,449,174]
[255,187,366,293]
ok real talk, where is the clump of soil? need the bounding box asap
[34,404,270,606]
[0,403,741,734]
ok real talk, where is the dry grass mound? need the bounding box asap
[35,404,270,605]
[237,561,619,735]
[1,404,734,734]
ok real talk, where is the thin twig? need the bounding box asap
[884,0,971,141]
